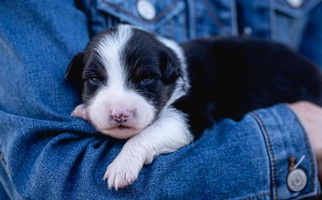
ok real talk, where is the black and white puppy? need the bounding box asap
[65,24,322,189]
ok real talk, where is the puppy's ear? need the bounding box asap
[160,48,181,84]
[65,52,85,94]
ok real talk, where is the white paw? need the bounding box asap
[103,154,144,190]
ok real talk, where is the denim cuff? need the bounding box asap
[251,104,321,199]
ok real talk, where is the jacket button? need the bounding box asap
[137,0,156,20]
[287,168,307,192]
[287,0,303,8]
[243,27,252,36]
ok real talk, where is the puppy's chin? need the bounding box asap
[99,126,143,139]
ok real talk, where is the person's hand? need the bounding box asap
[288,101,322,182]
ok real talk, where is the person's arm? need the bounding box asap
[0,1,321,199]
[289,101,322,183]
[248,104,320,199]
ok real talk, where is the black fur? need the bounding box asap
[65,26,322,139]
[123,29,181,111]
[175,36,322,137]
[65,27,180,112]
[64,52,86,94]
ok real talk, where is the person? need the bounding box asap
[0,0,322,199]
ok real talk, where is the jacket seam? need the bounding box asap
[241,192,271,200]
[200,0,227,33]
[279,107,316,200]
[252,108,318,200]
[292,110,315,192]
[251,112,278,200]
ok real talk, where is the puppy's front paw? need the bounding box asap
[103,154,144,190]
[71,104,90,121]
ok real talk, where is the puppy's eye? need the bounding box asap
[140,77,154,85]
[88,77,102,84]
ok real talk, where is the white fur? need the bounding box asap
[101,27,193,189]
[103,108,193,189]
[157,36,190,108]
[74,24,194,189]
[87,88,156,139]
[87,25,157,139]
[95,25,131,92]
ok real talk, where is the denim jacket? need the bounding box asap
[0,0,321,199]
[87,0,322,67]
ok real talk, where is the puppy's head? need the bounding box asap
[65,25,187,139]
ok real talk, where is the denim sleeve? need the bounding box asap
[0,0,321,200]
[251,104,321,199]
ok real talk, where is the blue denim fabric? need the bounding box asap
[0,0,321,199]
[88,0,322,67]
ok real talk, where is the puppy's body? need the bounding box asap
[65,25,322,189]
[66,25,193,189]
[178,37,322,137]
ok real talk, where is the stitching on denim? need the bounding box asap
[250,112,278,200]
[293,114,315,194]
[183,9,188,39]
[241,192,271,200]
[229,0,238,35]
[270,0,278,40]
[252,108,320,200]
[102,0,181,24]
[188,0,196,39]
[170,19,175,39]
[278,107,317,200]
[200,0,226,32]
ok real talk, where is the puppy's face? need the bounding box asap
[65,25,183,139]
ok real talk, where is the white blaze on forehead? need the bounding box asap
[87,25,157,139]
[95,25,133,90]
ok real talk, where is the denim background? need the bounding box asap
[88,0,322,67]
[0,0,321,199]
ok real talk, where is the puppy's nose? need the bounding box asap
[111,109,132,123]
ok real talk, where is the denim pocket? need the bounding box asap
[275,0,321,17]
[273,0,322,48]
[96,0,187,41]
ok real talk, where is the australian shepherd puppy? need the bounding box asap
[65,24,322,189]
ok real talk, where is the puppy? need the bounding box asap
[65,24,322,189]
